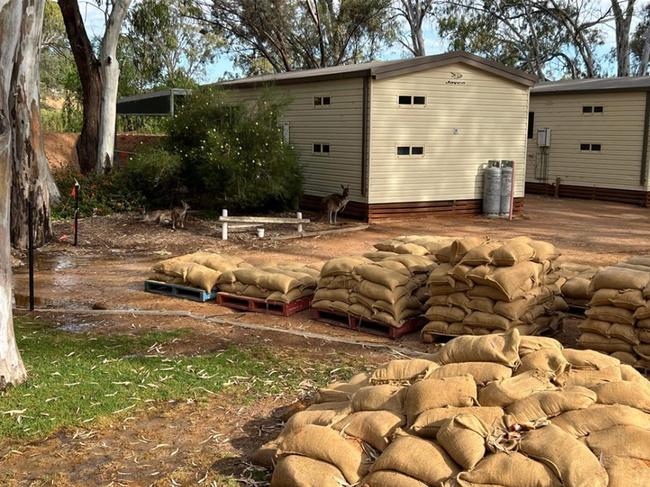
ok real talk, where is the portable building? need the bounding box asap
[218,51,536,221]
[527,77,650,206]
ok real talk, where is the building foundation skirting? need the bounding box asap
[526,182,650,207]
[301,194,525,222]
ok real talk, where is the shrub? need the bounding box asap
[168,87,302,212]
[120,146,183,207]
[52,168,144,219]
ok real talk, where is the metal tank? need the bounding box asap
[500,160,513,217]
[482,160,501,217]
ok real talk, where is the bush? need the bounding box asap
[121,146,183,207]
[168,87,302,212]
[52,168,144,219]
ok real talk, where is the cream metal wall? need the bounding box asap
[526,91,649,191]
[225,78,366,203]
[367,63,530,204]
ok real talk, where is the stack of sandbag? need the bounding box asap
[311,256,372,315]
[421,236,567,341]
[216,262,321,303]
[557,262,599,307]
[252,329,650,487]
[580,264,650,368]
[372,235,456,259]
[150,251,252,292]
[312,254,435,327]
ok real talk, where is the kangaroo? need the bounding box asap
[322,185,350,224]
[171,200,190,230]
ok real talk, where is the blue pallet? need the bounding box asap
[144,280,216,302]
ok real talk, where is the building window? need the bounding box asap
[313,143,330,154]
[594,106,604,113]
[397,146,424,156]
[583,105,604,114]
[582,106,593,113]
[314,96,331,107]
[527,112,535,139]
[398,95,426,106]
[580,143,601,151]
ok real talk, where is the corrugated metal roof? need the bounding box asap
[217,51,537,88]
[532,76,650,94]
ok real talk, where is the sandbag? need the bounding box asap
[585,424,650,460]
[578,320,639,345]
[321,256,370,277]
[432,329,521,367]
[280,408,350,438]
[447,292,471,309]
[370,359,437,385]
[316,372,370,403]
[426,362,512,384]
[276,425,367,484]
[599,455,650,487]
[450,236,488,264]
[516,348,570,376]
[333,410,404,451]
[612,351,640,365]
[252,439,279,469]
[459,241,502,266]
[355,264,410,290]
[467,297,496,313]
[371,435,459,486]
[436,414,490,470]
[589,266,650,292]
[561,348,620,370]
[584,306,635,325]
[467,285,528,302]
[395,242,429,256]
[357,280,417,304]
[351,385,406,414]
[591,380,650,412]
[491,240,536,266]
[463,311,515,331]
[312,288,351,304]
[577,333,634,354]
[456,451,562,487]
[561,277,592,301]
[471,262,543,301]
[421,321,465,338]
[518,336,563,356]
[428,263,453,285]
[620,363,648,382]
[528,240,560,263]
[505,386,596,424]
[409,406,504,439]
[363,251,399,261]
[425,305,467,323]
[519,424,608,487]
[494,288,552,321]
[271,455,347,487]
[634,304,650,320]
[362,471,428,487]
[551,404,650,437]
[556,365,623,387]
[589,288,646,310]
[478,370,556,408]
[405,375,477,424]
[384,254,435,273]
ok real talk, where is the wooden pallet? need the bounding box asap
[144,280,216,302]
[216,292,311,317]
[310,308,425,339]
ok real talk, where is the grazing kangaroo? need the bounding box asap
[322,185,350,224]
[142,200,190,230]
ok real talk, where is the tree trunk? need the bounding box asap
[638,25,650,75]
[10,0,58,250]
[0,0,30,389]
[96,0,131,173]
[611,0,636,77]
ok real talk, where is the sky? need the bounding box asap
[80,1,630,84]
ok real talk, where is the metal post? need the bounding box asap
[221,208,228,241]
[297,211,303,233]
[28,195,34,311]
[509,160,516,221]
[73,179,80,246]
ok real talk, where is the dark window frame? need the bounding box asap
[313,143,330,155]
[582,106,593,113]
[527,112,535,139]
[398,95,412,105]
[580,143,590,151]
[396,146,411,156]
[411,146,424,155]
[591,143,602,151]
[594,105,604,113]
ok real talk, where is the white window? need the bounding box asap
[398,95,426,106]
[314,96,331,107]
[313,143,330,154]
[397,146,425,157]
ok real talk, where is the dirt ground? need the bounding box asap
[5,194,650,485]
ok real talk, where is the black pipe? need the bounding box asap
[28,195,34,311]
[73,181,79,246]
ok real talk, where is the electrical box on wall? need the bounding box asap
[537,128,551,147]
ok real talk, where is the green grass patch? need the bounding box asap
[0,317,360,440]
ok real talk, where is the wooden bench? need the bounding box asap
[218,211,310,240]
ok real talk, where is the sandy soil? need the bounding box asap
[5,194,650,485]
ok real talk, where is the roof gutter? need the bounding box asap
[641,91,650,187]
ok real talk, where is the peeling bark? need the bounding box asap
[10,0,58,250]
[0,0,30,388]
